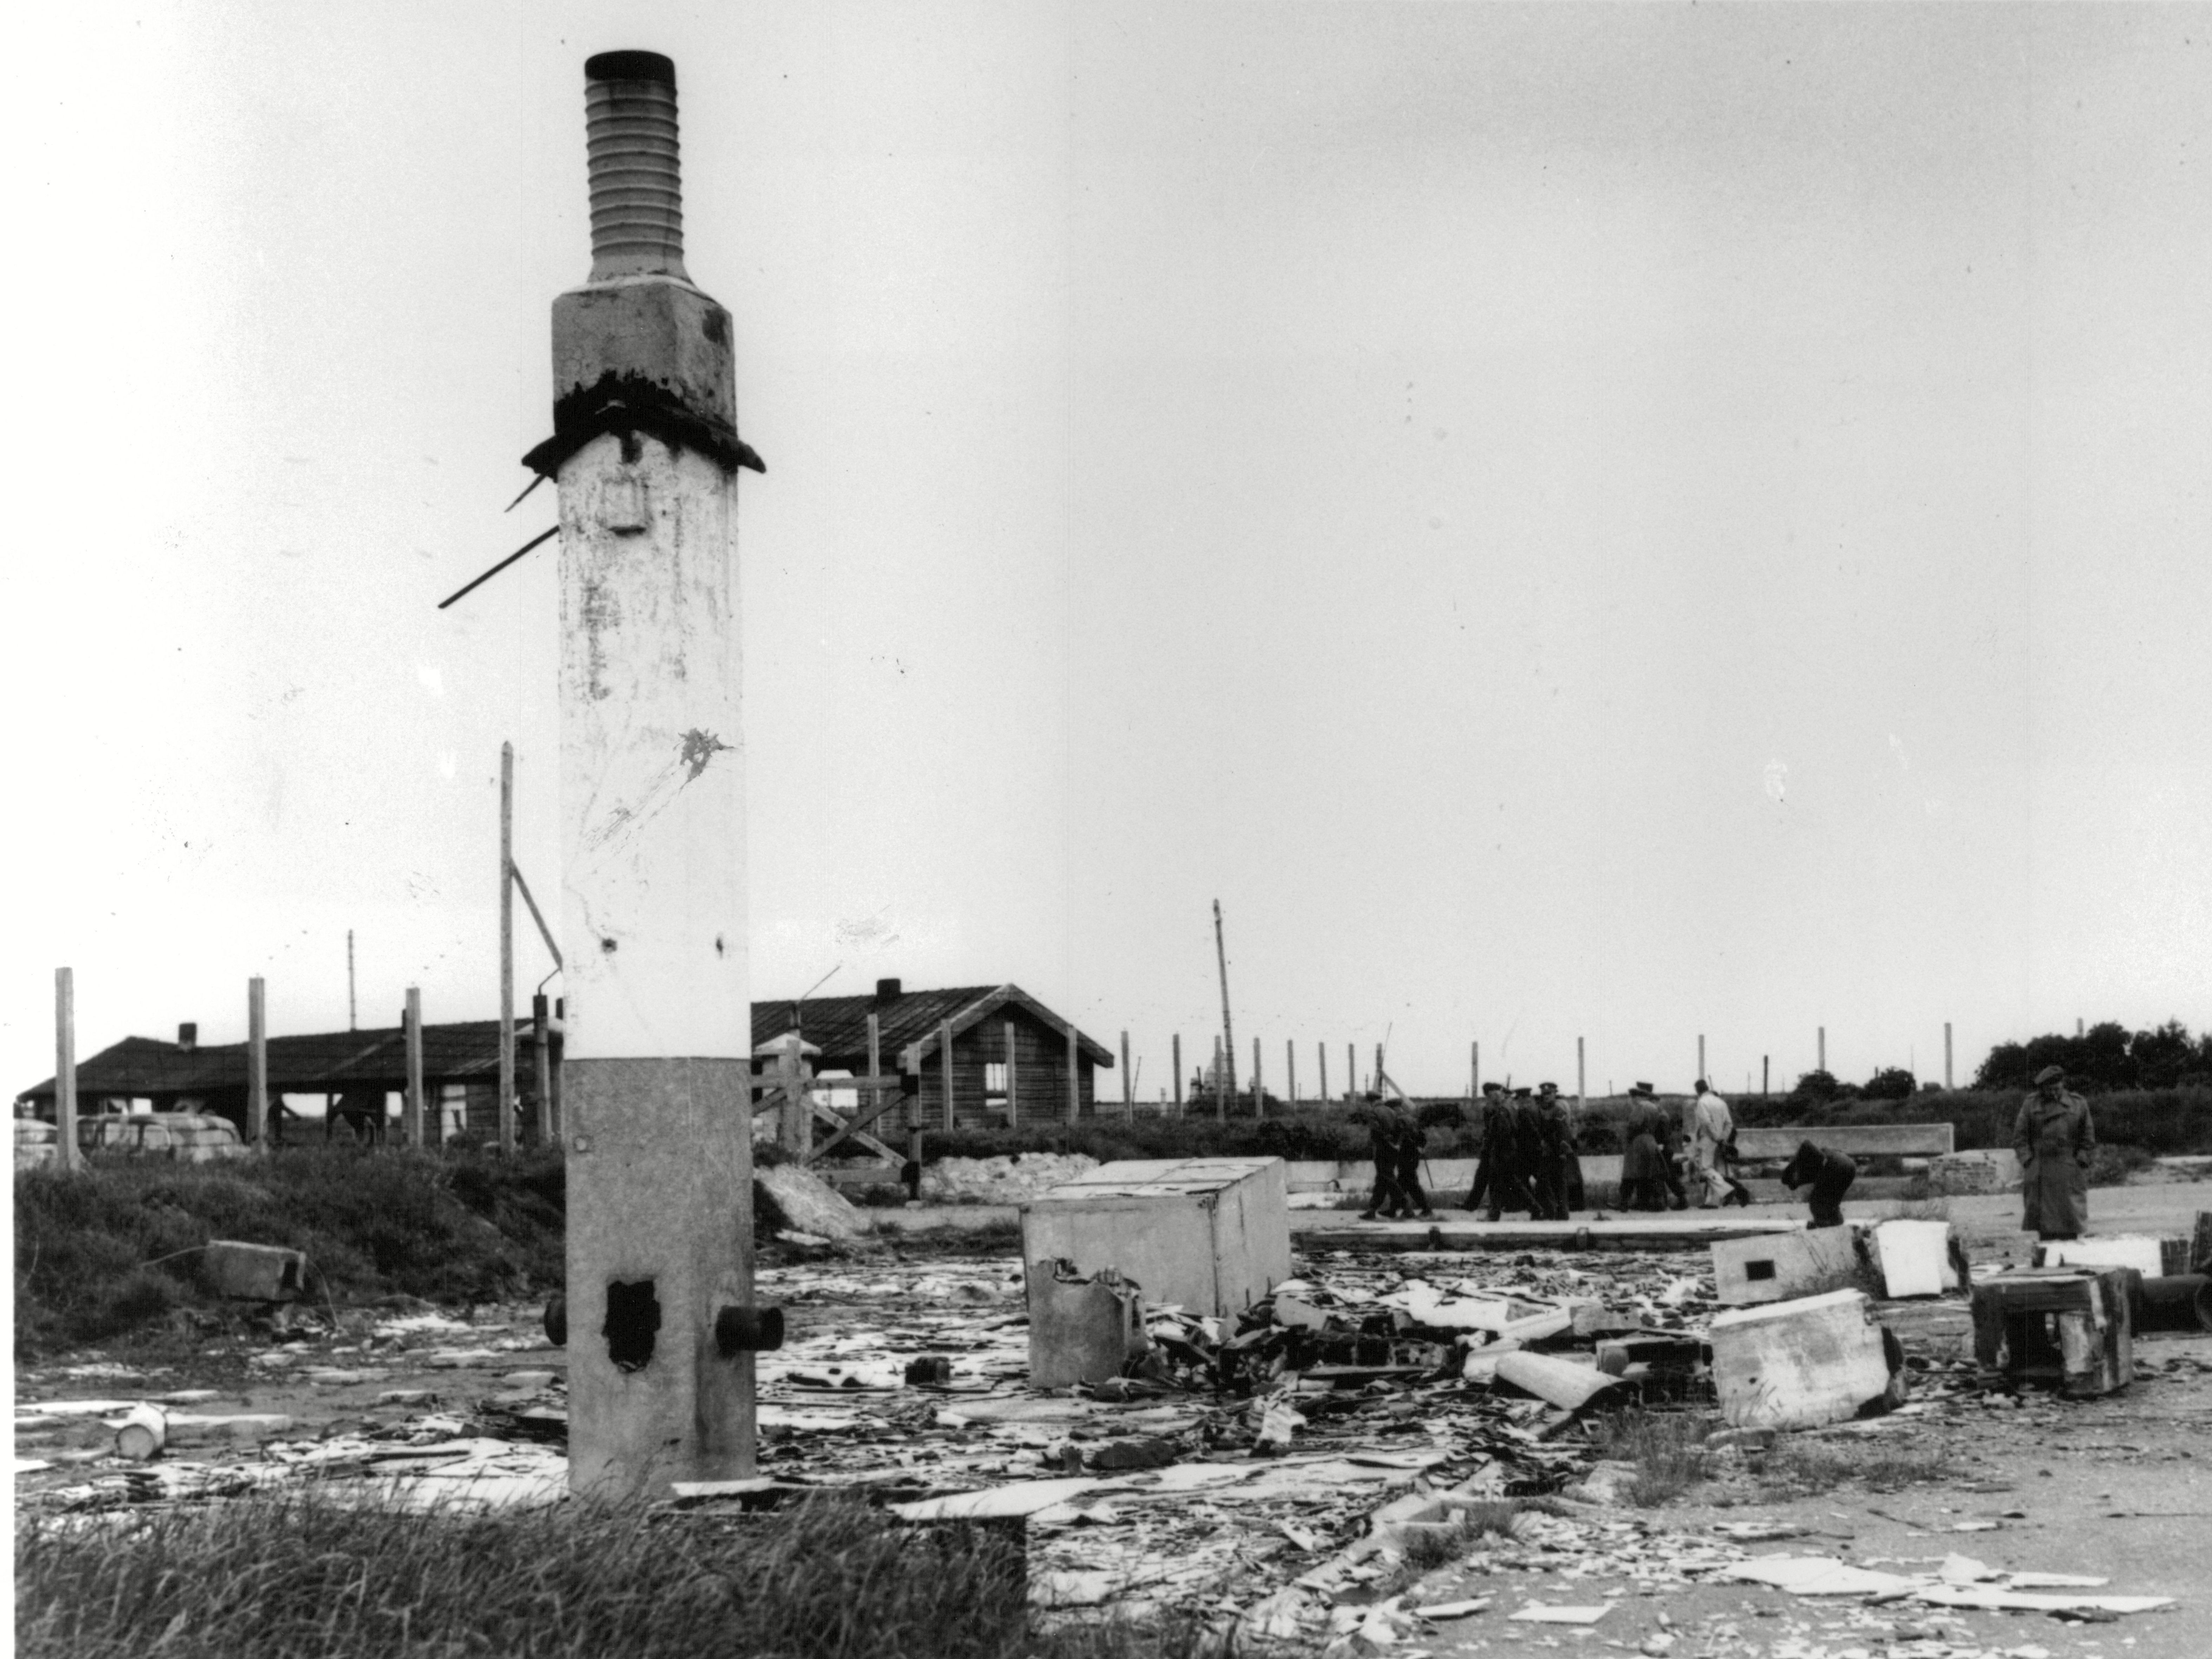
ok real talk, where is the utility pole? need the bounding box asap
[1472,1040,1480,1097]
[347,930,357,1030]
[405,987,426,1147]
[54,968,78,1171]
[1120,1030,1132,1116]
[1697,1033,1705,1084]
[1172,1033,1182,1113]
[1576,1037,1585,1108]
[1212,899,1237,1104]
[1318,1041,1328,1105]
[1817,1026,1826,1073]
[1345,1042,1354,1104]
[1286,1039,1296,1108]
[247,977,269,1146]
[1252,1035,1263,1116]
[1214,1035,1225,1122]
[499,741,517,1155]
[1763,1054,1770,1096]
[1944,1022,1953,1091]
[544,52,768,1500]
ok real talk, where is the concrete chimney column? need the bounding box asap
[543,50,771,1502]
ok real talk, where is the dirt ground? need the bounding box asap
[15,1186,2210,1657]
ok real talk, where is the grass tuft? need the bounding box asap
[15,1491,1175,1659]
[1584,1409,1717,1506]
[1756,1440,1959,1498]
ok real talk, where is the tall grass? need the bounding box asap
[14,1492,1156,1659]
[13,1145,566,1357]
[1584,1409,1717,1506]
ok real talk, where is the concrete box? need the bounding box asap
[1710,1288,1907,1430]
[1971,1266,2134,1396]
[1710,1227,1871,1306]
[1019,1157,1292,1318]
[1027,1261,1147,1388]
[200,1240,309,1301]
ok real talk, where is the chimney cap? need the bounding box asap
[586,50,675,86]
[177,1022,198,1051]
[875,978,903,1002]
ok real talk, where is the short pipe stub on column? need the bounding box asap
[715,1304,785,1356]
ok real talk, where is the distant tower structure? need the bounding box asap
[532,51,774,1502]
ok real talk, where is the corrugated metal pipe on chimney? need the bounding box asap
[584,51,688,282]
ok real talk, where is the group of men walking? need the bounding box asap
[1347,1062,2101,1239]
[1357,1077,1755,1221]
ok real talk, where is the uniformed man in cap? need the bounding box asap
[1462,1082,1512,1216]
[1531,1083,1576,1219]
[1620,1082,1670,1211]
[2013,1064,2095,1241]
[1351,1093,1412,1221]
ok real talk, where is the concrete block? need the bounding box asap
[1871,1220,1961,1298]
[1709,1289,1907,1430]
[1026,1260,1147,1389]
[1020,1158,1290,1317]
[1925,1150,2020,1195]
[550,279,736,427]
[200,1241,309,1301]
[1710,1227,1872,1306]
[2037,1236,2163,1277]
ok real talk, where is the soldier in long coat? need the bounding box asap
[2013,1064,2096,1241]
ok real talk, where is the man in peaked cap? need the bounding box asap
[1462,1082,1513,1217]
[2013,1064,2096,1241]
[1620,1083,1669,1211]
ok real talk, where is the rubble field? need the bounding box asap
[15,1228,2210,1659]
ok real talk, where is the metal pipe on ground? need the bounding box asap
[2134,1274,2212,1334]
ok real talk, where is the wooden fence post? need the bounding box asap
[940,1018,956,1132]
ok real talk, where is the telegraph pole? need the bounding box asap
[1212,899,1237,1103]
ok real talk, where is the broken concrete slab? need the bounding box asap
[755,1163,870,1240]
[1870,1218,1965,1298]
[1493,1350,1628,1412]
[1710,1225,1873,1306]
[2037,1235,2164,1276]
[1710,1289,1906,1430]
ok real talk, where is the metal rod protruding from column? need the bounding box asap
[584,51,688,282]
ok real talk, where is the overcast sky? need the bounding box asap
[7,3,2209,1105]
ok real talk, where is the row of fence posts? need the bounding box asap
[44,966,561,1166]
[1101,1022,1967,1119]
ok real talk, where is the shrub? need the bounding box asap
[1862,1067,1917,1101]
